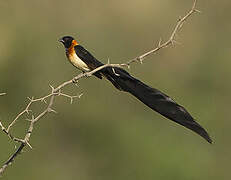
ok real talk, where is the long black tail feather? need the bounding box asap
[101,67,212,143]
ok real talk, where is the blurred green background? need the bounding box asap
[0,0,229,179]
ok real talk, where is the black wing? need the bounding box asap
[74,45,104,79]
[74,45,104,69]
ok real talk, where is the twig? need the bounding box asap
[0,0,199,176]
[123,0,200,66]
[0,64,127,176]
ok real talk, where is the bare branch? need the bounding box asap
[124,0,200,66]
[0,143,25,175]
[7,101,33,132]
[0,93,6,96]
[58,92,82,104]
[0,63,126,175]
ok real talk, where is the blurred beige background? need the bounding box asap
[0,0,230,179]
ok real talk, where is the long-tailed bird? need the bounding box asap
[59,36,212,143]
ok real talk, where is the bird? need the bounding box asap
[59,36,212,144]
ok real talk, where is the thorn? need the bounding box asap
[112,68,120,76]
[0,121,4,129]
[136,57,143,64]
[25,141,33,149]
[48,108,57,114]
[139,57,144,64]
[41,98,47,104]
[74,83,79,87]
[25,109,29,114]
[78,93,83,98]
[25,109,32,114]
[112,68,115,74]
[107,58,110,64]
[70,97,73,104]
[27,96,34,101]
[194,9,201,13]
[49,84,55,92]
[158,38,162,47]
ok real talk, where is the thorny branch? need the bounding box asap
[0,0,200,176]
[122,0,200,67]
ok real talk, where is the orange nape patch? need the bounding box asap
[67,40,78,56]
[72,39,78,46]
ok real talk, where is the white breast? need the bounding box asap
[69,53,90,72]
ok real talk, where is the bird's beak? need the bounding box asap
[58,38,64,43]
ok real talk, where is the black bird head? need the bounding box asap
[59,36,75,48]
